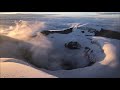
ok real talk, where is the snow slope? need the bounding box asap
[1,37,120,78]
[0,58,56,78]
[0,18,120,78]
[43,37,120,78]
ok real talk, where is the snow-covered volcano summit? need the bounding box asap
[0,14,120,78]
[31,24,105,70]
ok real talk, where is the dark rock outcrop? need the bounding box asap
[95,28,120,40]
[64,41,81,49]
[41,28,73,35]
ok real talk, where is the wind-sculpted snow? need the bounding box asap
[0,14,120,78]
[0,20,106,71]
[0,58,56,78]
[1,37,120,78]
[43,38,120,78]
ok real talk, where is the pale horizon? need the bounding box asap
[0,12,119,18]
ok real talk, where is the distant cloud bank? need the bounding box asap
[0,12,119,18]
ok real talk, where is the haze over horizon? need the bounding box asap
[0,12,119,18]
[0,12,119,15]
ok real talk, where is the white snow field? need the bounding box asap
[0,13,120,78]
[0,58,56,78]
[0,37,120,78]
[43,37,120,78]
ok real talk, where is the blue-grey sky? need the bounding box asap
[0,12,119,14]
[0,12,98,15]
[0,12,119,18]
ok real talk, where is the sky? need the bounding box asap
[0,12,98,16]
[0,12,119,14]
[0,12,119,18]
